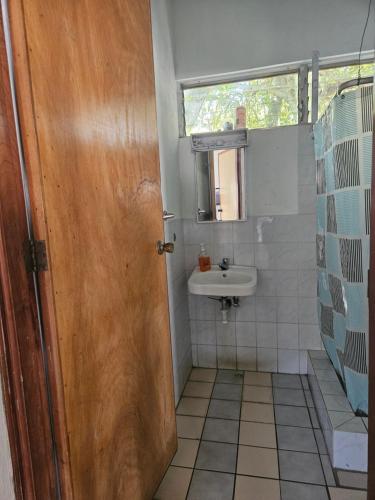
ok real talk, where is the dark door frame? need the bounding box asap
[0,7,58,499]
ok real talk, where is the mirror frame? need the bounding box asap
[191,130,248,224]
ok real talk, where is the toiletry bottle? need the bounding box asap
[236,106,246,128]
[199,243,211,272]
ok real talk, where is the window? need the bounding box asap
[183,73,298,136]
[308,62,375,118]
[182,61,375,135]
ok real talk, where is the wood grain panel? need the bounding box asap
[0,7,57,498]
[9,1,176,498]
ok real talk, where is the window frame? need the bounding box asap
[178,53,375,137]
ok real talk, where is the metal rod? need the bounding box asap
[298,64,309,124]
[311,50,320,123]
[338,76,374,95]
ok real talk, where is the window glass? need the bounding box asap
[308,62,375,118]
[184,73,298,135]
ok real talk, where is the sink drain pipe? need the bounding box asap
[208,297,240,324]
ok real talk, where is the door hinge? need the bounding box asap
[24,239,48,273]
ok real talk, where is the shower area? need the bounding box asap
[310,80,373,472]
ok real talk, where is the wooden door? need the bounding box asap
[0,8,58,498]
[8,1,176,499]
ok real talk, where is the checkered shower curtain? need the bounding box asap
[313,86,373,415]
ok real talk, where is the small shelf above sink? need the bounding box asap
[188,265,257,297]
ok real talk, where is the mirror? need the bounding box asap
[195,147,246,222]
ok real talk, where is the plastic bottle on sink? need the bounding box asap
[198,243,211,272]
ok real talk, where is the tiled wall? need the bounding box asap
[164,219,192,402]
[183,126,322,374]
[152,0,192,403]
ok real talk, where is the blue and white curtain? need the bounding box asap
[314,86,373,415]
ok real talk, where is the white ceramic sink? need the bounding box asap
[188,265,257,297]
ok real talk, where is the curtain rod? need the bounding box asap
[338,76,373,95]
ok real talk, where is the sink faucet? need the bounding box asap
[219,257,230,271]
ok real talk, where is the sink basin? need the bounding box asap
[188,265,257,297]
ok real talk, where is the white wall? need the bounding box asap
[180,125,321,373]
[170,0,375,79]
[151,0,182,218]
[151,0,192,404]
[0,383,15,500]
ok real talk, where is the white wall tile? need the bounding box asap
[277,323,299,349]
[256,297,277,322]
[185,244,200,272]
[192,344,198,365]
[236,296,256,322]
[237,347,257,371]
[233,243,255,266]
[298,270,318,297]
[216,321,236,346]
[191,320,216,345]
[299,324,322,350]
[274,270,298,297]
[254,243,273,269]
[276,297,298,323]
[256,322,277,347]
[298,243,316,270]
[233,220,254,243]
[248,126,298,216]
[298,154,316,186]
[255,243,303,270]
[213,222,233,243]
[182,123,318,375]
[172,272,189,310]
[278,349,300,373]
[298,298,318,324]
[184,219,213,245]
[236,322,257,347]
[299,184,316,214]
[298,125,314,157]
[257,348,278,372]
[189,295,216,320]
[255,270,275,296]
[259,215,314,243]
[217,346,236,369]
[198,345,217,368]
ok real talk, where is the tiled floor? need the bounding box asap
[154,368,367,500]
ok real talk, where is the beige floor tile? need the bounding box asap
[171,438,200,468]
[244,372,272,387]
[237,445,279,479]
[239,421,277,448]
[336,470,367,490]
[176,397,209,417]
[241,402,274,423]
[235,475,280,500]
[242,385,273,404]
[183,381,213,398]
[154,466,192,500]
[189,367,217,382]
[328,487,367,500]
[176,415,205,439]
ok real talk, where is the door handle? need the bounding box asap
[157,241,175,255]
[162,210,175,220]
